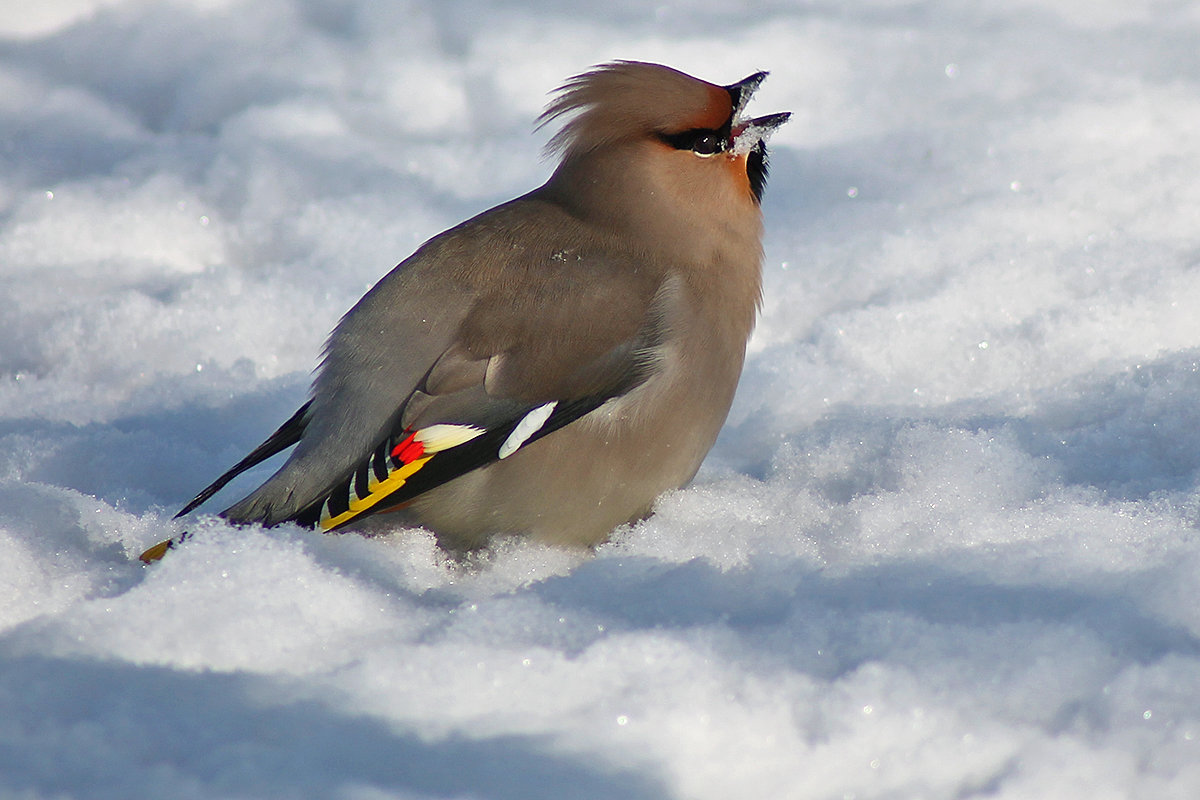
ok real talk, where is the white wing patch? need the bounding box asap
[498,402,558,459]
[415,424,486,452]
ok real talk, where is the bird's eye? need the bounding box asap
[661,128,726,157]
[691,133,721,156]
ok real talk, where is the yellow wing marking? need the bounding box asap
[319,454,433,530]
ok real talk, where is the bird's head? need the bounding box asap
[539,61,790,211]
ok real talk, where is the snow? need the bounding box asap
[3,0,1200,797]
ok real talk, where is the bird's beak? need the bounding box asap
[727,71,768,121]
[730,111,791,155]
[725,71,790,156]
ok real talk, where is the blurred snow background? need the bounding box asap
[3,0,1200,797]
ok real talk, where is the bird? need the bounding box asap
[140,61,789,562]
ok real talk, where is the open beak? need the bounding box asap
[725,72,790,155]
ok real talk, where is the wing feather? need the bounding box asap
[293,394,611,531]
[174,400,312,518]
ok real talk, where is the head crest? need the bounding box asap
[538,61,733,161]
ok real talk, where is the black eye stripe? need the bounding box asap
[660,127,728,155]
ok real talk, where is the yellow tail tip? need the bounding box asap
[138,538,175,563]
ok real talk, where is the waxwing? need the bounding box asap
[141,61,789,561]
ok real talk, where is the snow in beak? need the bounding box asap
[725,71,790,156]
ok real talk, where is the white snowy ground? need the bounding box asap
[2,0,1200,797]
